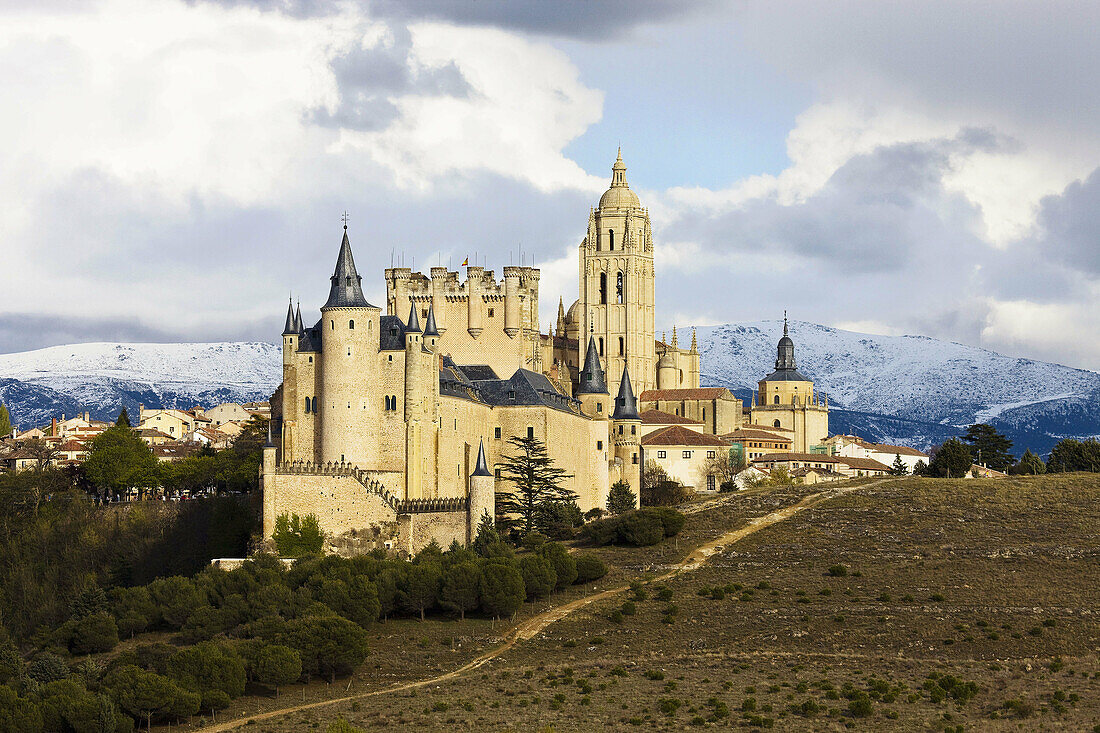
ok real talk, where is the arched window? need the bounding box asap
[774,394,780,405]
[609,229,614,250]
[349,319,355,329]
[616,272,624,304]
[304,397,310,413]
[599,272,607,304]
[618,337,624,355]
[773,419,781,428]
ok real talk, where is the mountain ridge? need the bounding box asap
[1,325,1096,454]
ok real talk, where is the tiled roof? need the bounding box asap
[836,456,892,472]
[642,425,729,447]
[870,443,927,457]
[790,466,844,477]
[639,387,734,401]
[752,452,842,464]
[742,422,794,433]
[720,428,793,443]
[639,409,703,425]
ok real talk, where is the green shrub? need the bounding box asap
[574,554,608,583]
[68,612,119,655]
[827,565,848,577]
[644,670,665,680]
[621,601,636,615]
[656,586,673,601]
[519,555,556,599]
[538,543,578,589]
[616,512,665,546]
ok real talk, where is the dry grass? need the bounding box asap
[169,475,1100,731]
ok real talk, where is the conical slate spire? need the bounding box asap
[294,302,303,333]
[323,227,373,309]
[423,303,439,336]
[282,298,297,335]
[576,336,608,395]
[611,363,639,420]
[472,440,491,477]
[405,301,421,333]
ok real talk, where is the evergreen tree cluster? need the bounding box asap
[0,525,609,730]
[579,506,686,547]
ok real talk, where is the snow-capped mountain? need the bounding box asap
[696,321,1100,453]
[0,326,1096,454]
[0,342,281,428]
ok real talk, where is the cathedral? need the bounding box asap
[262,151,828,555]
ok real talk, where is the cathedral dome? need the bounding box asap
[599,185,641,210]
[598,148,642,210]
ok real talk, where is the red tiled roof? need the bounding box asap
[639,388,734,401]
[720,428,793,443]
[836,456,892,471]
[639,409,704,425]
[641,425,729,447]
[742,423,794,433]
[751,452,842,464]
[870,443,927,457]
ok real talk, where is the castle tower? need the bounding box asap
[468,439,495,542]
[749,314,829,452]
[580,149,656,399]
[319,226,382,465]
[575,335,610,419]
[611,363,642,504]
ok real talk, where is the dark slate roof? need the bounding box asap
[762,367,810,382]
[298,319,322,352]
[575,336,608,394]
[323,229,375,309]
[472,369,580,414]
[379,315,407,351]
[611,364,639,420]
[423,304,439,336]
[472,440,491,476]
[405,301,421,333]
[456,364,499,381]
[282,299,297,335]
[294,303,303,332]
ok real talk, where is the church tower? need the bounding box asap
[579,149,656,400]
[749,315,829,452]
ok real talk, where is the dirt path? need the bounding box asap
[200,481,882,731]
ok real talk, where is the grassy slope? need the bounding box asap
[173,475,1100,731]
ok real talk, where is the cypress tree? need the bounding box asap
[0,402,11,436]
[116,407,131,427]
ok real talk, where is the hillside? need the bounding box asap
[0,342,281,427]
[696,321,1100,453]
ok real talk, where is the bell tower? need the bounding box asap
[580,149,656,399]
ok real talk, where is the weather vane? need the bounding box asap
[341,211,350,229]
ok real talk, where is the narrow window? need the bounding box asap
[597,440,603,450]
[349,319,355,329]
[616,271,624,304]
[527,426,534,440]
[631,425,636,435]
[682,450,691,459]
[495,468,502,480]
[304,397,310,413]
[330,320,334,330]
[632,453,638,464]
[774,394,780,405]
[488,308,494,317]
[609,229,614,250]
[347,347,351,356]
[596,403,603,413]
[598,337,604,356]
[702,407,706,420]
[599,272,607,304]
[494,427,501,439]
[618,337,624,355]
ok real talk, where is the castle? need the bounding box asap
[262,151,829,554]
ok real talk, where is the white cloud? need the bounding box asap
[332,22,606,193]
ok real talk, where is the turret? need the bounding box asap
[468,440,495,543]
[555,296,566,338]
[503,266,522,338]
[319,225,381,466]
[575,335,609,418]
[466,266,484,338]
[430,267,448,334]
[423,303,440,351]
[282,298,298,367]
[611,363,642,506]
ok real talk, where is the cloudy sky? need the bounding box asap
[2,0,1099,370]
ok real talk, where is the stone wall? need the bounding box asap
[396,510,468,556]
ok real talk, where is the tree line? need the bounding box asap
[919,424,1100,478]
[0,520,609,731]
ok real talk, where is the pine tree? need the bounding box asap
[890,454,908,476]
[496,435,577,535]
[116,407,132,427]
[1013,449,1046,475]
[0,402,11,436]
[607,480,637,514]
[927,438,973,478]
[962,423,1014,471]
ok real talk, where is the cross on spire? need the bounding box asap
[341,211,350,230]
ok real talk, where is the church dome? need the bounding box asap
[599,185,641,210]
[598,148,642,210]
